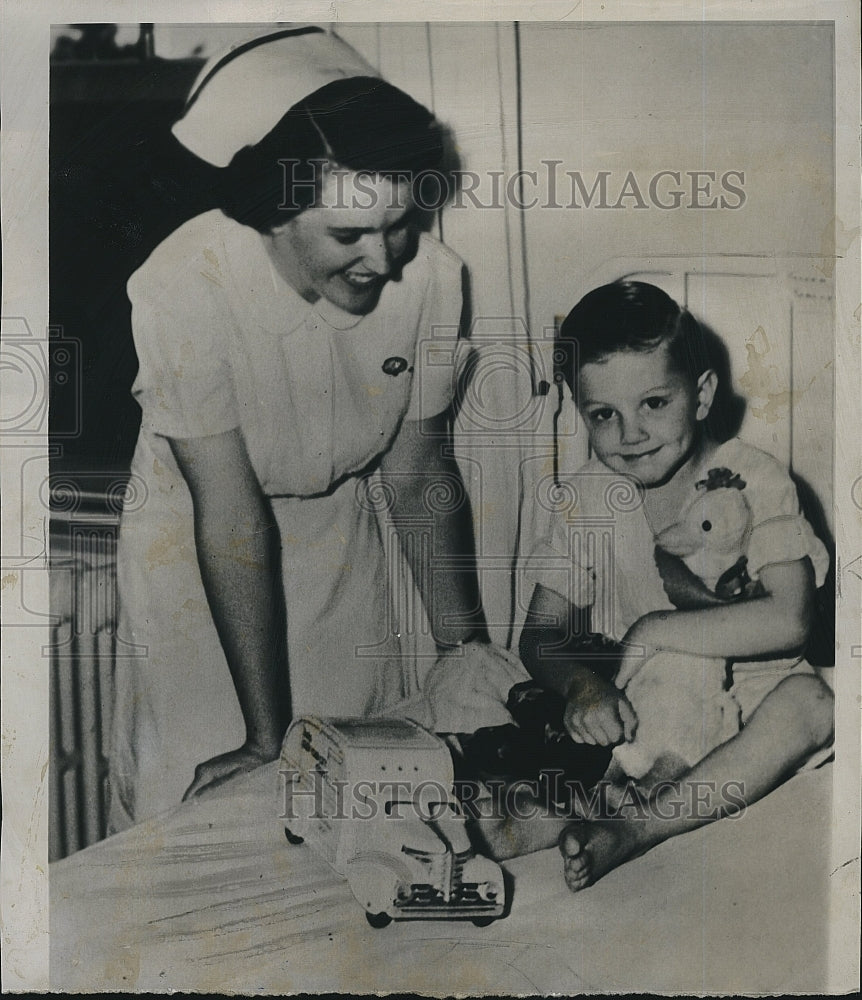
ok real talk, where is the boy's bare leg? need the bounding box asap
[467,761,646,861]
[467,783,571,861]
[560,673,834,891]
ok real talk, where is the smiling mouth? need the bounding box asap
[619,446,661,462]
[342,271,383,290]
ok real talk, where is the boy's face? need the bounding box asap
[577,341,715,487]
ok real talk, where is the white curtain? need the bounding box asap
[337,23,538,678]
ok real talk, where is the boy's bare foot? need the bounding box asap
[558,819,645,891]
[468,780,650,862]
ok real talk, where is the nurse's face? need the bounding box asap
[265,168,418,315]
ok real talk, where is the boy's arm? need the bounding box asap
[519,583,591,696]
[618,557,815,687]
[520,584,637,746]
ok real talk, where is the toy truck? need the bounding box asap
[280,716,506,928]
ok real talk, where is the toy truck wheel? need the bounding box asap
[284,827,304,845]
[365,911,393,929]
[471,916,495,928]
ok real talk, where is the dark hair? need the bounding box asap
[218,76,445,233]
[557,280,711,392]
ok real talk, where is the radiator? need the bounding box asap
[46,475,475,858]
[49,497,119,861]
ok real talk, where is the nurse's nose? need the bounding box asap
[362,234,393,275]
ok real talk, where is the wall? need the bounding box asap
[338,20,835,641]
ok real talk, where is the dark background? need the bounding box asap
[50,35,217,481]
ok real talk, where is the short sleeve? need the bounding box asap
[735,446,830,588]
[519,508,597,611]
[128,239,241,440]
[404,239,466,422]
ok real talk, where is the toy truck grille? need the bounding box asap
[396,884,501,916]
[396,846,498,913]
[280,716,506,926]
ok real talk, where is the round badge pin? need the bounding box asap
[382,356,409,376]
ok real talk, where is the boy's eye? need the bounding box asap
[588,407,615,423]
[643,396,669,410]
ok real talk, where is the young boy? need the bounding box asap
[477,280,834,891]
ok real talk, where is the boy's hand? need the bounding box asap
[563,671,637,746]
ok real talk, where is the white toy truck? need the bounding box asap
[280,716,506,928]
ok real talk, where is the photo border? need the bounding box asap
[1,1,859,992]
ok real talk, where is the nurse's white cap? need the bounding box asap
[172,25,380,168]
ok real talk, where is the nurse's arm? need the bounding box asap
[168,429,291,798]
[379,411,487,650]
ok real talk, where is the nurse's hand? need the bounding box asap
[183,740,281,801]
[424,639,531,733]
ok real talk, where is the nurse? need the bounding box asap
[110,26,487,830]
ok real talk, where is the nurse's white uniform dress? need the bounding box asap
[109,209,464,829]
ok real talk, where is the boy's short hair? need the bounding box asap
[557,280,711,392]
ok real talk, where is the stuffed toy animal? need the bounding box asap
[614,467,761,783]
[654,467,762,608]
